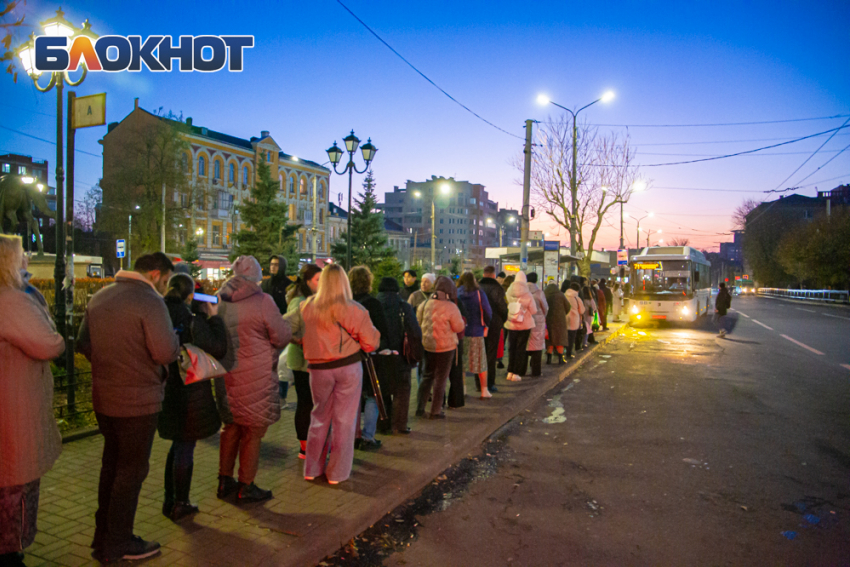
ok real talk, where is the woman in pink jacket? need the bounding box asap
[416,276,465,419]
[503,272,537,382]
[0,236,65,564]
[564,282,585,359]
[298,264,380,484]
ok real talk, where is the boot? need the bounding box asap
[217,475,239,499]
[162,449,175,517]
[171,462,196,519]
[299,440,307,460]
[558,352,565,365]
[546,353,552,364]
[479,373,491,399]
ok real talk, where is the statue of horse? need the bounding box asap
[0,174,55,255]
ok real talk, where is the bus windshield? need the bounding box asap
[632,260,692,298]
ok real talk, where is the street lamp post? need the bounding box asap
[538,91,615,273]
[626,212,653,251]
[646,229,662,247]
[414,184,452,269]
[326,131,376,270]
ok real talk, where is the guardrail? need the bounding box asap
[757,288,850,304]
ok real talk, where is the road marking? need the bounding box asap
[780,334,824,355]
[842,364,850,372]
[823,313,850,321]
[751,319,773,331]
[796,307,816,313]
[735,311,751,318]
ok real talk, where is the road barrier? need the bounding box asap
[757,288,849,304]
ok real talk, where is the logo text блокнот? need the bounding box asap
[34,35,254,73]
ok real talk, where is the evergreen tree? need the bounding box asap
[331,169,397,271]
[181,239,202,279]
[230,158,299,265]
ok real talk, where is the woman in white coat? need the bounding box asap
[612,283,623,322]
[503,272,537,382]
[524,272,549,376]
[564,282,585,359]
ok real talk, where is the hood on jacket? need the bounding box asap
[434,276,458,301]
[231,255,263,282]
[378,277,400,293]
[566,288,580,298]
[219,275,262,303]
[544,283,561,297]
[514,271,527,284]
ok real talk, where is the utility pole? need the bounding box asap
[430,200,436,268]
[520,119,533,272]
[161,181,166,252]
[311,177,318,261]
[569,113,578,275]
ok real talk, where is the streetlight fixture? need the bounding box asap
[326,131,377,270]
[538,90,615,273]
[626,212,653,250]
[646,228,662,247]
[413,182,453,268]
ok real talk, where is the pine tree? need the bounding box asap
[331,169,398,271]
[181,239,202,279]
[230,158,299,266]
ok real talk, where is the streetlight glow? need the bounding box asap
[632,180,647,192]
[413,190,421,198]
[21,176,34,184]
[536,94,550,105]
[601,90,616,103]
[440,183,451,194]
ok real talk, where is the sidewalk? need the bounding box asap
[25,322,626,567]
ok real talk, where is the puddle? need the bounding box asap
[319,422,517,566]
[542,380,578,424]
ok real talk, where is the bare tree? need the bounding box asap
[520,116,647,276]
[1,1,26,83]
[77,183,102,231]
[669,238,690,246]
[732,198,761,230]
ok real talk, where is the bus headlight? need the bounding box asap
[681,306,689,315]
[631,304,639,315]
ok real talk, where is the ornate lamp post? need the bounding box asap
[326,131,376,270]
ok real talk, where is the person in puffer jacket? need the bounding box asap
[503,271,537,382]
[297,264,381,485]
[215,256,291,504]
[524,272,549,377]
[564,282,585,359]
[416,276,465,419]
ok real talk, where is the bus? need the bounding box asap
[628,246,714,324]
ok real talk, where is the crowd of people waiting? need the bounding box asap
[0,232,623,565]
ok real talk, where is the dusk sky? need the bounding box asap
[2,0,848,252]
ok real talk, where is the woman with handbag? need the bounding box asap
[504,272,537,382]
[158,273,227,520]
[458,271,493,399]
[298,264,381,484]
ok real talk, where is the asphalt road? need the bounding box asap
[380,296,850,566]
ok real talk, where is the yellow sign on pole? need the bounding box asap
[72,93,106,129]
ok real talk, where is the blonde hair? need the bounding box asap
[0,235,23,290]
[306,263,353,327]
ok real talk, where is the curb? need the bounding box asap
[295,322,629,566]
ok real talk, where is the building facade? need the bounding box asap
[101,99,331,276]
[381,176,514,268]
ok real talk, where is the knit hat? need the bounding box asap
[422,273,437,286]
[231,255,263,282]
[378,276,400,292]
[172,262,193,276]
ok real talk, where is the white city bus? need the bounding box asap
[628,246,713,324]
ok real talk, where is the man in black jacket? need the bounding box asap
[260,255,288,315]
[479,265,509,392]
[715,282,732,337]
[599,279,613,331]
[400,269,418,302]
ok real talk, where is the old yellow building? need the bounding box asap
[101,99,331,276]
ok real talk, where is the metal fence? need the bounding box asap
[758,288,850,303]
[53,370,96,433]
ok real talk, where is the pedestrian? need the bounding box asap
[260,255,289,314]
[458,271,493,399]
[592,280,606,332]
[260,255,289,399]
[504,271,537,382]
[408,272,436,311]
[478,266,508,391]
[416,276,466,418]
[498,274,515,370]
[525,273,549,377]
[376,276,422,434]
[447,279,469,409]
[282,264,322,460]
[564,282,585,359]
[77,252,180,563]
[349,266,389,450]
[612,282,623,322]
[715,282,732,337]
[0,236,64,567]
[544,279,570,364]
[400,269,418,302]
[216,256,292,503]
[496,272,506,286]
[580,285,598,348]
[599,278,613,331]
[298,264,381,484]
[158,273,227,521]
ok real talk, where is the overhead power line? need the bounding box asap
[0,124,103,158]
[334,0,523,140]
[586,114,850,128]
[769,116,850,191]
[787,142,850,188]
[635,132,850,147]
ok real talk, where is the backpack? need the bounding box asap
[400,302,423,366]
[508,301,524,324]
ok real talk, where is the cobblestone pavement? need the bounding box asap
[24,324,622,567]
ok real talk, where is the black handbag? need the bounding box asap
[400,304,423,366]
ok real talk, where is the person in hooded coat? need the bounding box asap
[564,282,585,359]
[416,276,465,418]
[478,266,508,391]
[503,272,537,382]
[524,273,549,377]
[158,273,227,521]
[580,285,598,348]
[376,276,421,433]
[216,256,291,504]
[544,280,570,364]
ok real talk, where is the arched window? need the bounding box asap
[228,163,235,183]
[242,166,249,185]
[289,177,295,195]
[318,182,325,199]
[214,160,221,180]
[181,154,189,173]
[300,178,307,196]
[279,174,284,192]
[198,156,206,176]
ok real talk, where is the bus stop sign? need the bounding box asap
[116,239,125,258]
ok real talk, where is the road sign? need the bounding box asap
[735,276,741,281]
[543,240,559,251]
[743,274,749,280]
[617,249,628,266]
[527,230,543,241]
[72,93,106,129]
[116,239,125,258]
